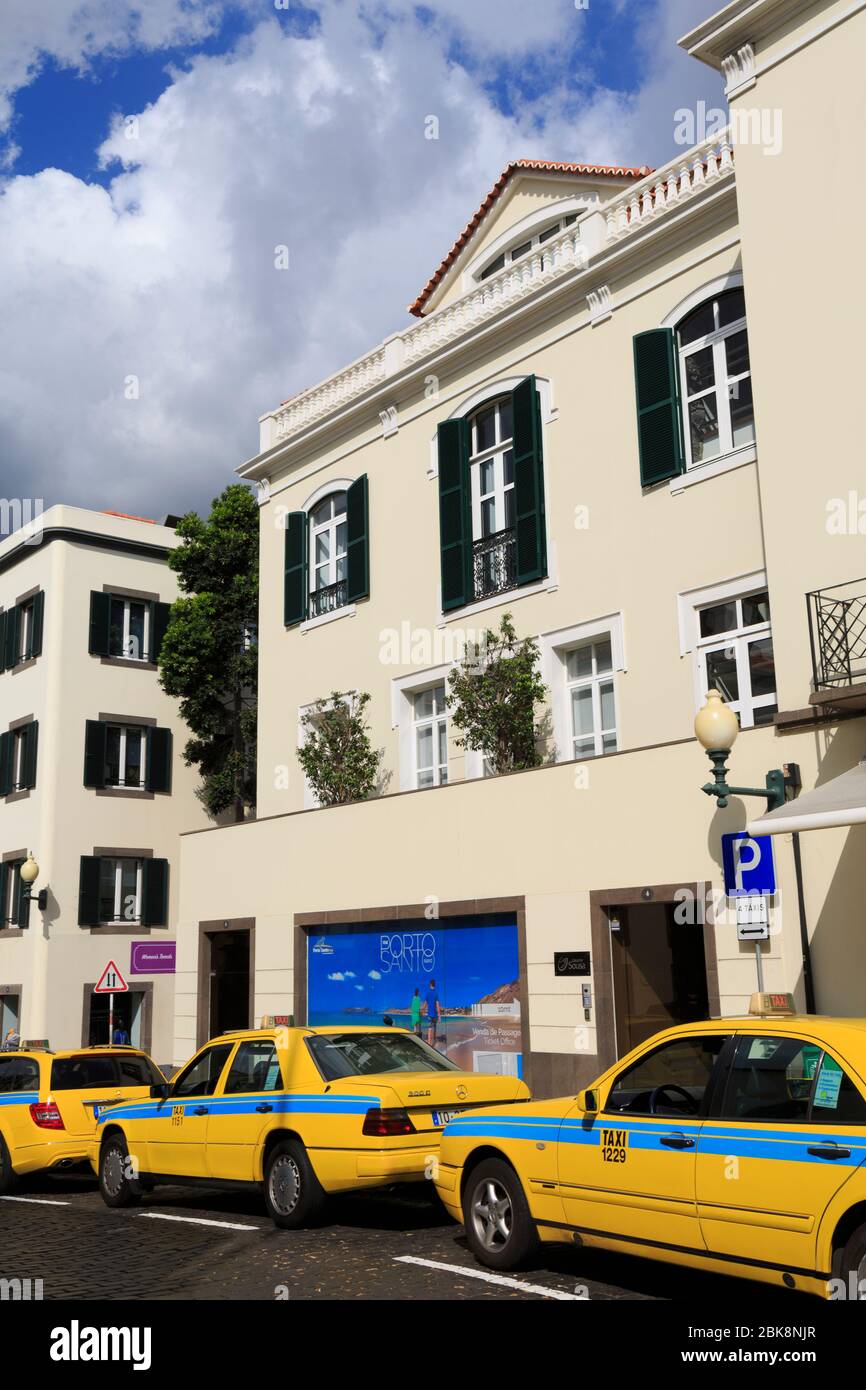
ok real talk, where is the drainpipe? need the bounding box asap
[791,831,816,1014]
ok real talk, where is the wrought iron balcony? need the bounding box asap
[807,579,866,700]
[309,579,348,619]
[473,527,517,601]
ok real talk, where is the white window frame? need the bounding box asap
[99,857,143,925]
[539,615,626,765]
[694,589,776,730]
[475,212,580,283]
[309,490,348,600]
[12,728,27,792]
[674,288,754,473]
[105,724,147,791]
[18,599,34,663]
[392,666,452,792]
[110,597,151,662]
[564,641,619,760]
[3,860,23,925]
[469,397,515,543]
[411,683,449,790]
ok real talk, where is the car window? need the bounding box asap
[117,1055,163,1087]
[308,1032,460,1081]
[223,1041,282,1095]
[171,1044,233,1098]
[605,1036,729,1118]
[0,1056,40,1093]
[809,1052,866,1124]
[51,1055,119,1090]
[719,1035,819,1122]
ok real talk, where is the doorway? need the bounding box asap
[0,991,20,1040]
[206,929,251,1037]
[88,991,144,1047]
[608,902,709,1054]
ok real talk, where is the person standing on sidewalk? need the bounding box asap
[425,979,441,1048]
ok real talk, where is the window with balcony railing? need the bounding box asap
[309,491,348,618]
[808,580,866,690]
[470,398,517,601]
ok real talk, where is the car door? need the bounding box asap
[146,1042,234,1178]
[558,1032,731,1253]
[696,1032,866,1276]
[206,1039,285,1181]
[0,1055,41,1158]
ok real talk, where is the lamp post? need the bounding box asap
[19,854,48,913]
[694,690,794,812]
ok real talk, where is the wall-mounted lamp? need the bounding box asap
[694,690,799,812]
[20,854,48,912]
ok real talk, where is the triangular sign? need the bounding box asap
[94,959,128,994]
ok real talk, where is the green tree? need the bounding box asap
[447,613,547,775]
[297,692,382,806]
[158,483,259,821]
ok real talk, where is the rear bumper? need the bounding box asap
[355,1148,432,1179]
[434,1162,463,1220]
[12,1140,93,1175]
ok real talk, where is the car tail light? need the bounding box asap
[29,1102,65,1130]
[362,1107,415,1137]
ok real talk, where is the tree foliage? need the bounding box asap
[296,691,382,807]
[447,613,547,775]
[158,483,259,820]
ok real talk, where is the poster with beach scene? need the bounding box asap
[308,919,522,1076]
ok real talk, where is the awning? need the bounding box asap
[748,758,866,836]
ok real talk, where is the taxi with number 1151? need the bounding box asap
[435,997,866,1299]
[92,1025,529,1225]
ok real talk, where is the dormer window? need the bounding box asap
[478,214,578,281]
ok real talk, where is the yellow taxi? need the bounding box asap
[0,1045,165,1190]
[92,1025,530,1227]
[435,997,866,1299]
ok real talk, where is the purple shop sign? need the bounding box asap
[130,941,177,976]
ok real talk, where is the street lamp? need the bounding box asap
[19,854,48,912]
[694,690,796,812]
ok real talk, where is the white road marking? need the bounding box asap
[393,1255,587,1300]
[0,1194,70,1206]
[139,1212,260,1231]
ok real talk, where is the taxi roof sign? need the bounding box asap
[748,991,796,1016]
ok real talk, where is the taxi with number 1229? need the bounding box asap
[435,997,866,1299]
[92,1025,529,1226]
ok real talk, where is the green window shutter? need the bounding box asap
[345,475,370,604]
[22,721,38,790]
[0,863,7,923]
[78,856,101,926]
[0,732,11,797]
[16,868,30,930]
[84,720,107,789]
[145,726,173,794]
[512,376,547,586]
[141,858,168,927]
[437,418,472,611]
[89,591,112,656]
[633,329,685,486]
[284,512,308,627]
[3,604,19,669]
[0,612,6,673]
[30,591,44,658]
[150,602,171,663]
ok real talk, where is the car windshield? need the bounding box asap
[308,1032,459,1080]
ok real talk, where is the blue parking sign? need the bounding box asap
[722,832,776,897]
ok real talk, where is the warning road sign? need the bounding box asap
[94,960,128,994]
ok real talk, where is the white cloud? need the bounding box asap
[327,971,345,981]
[368,970,381,980]
[0,0,724,519]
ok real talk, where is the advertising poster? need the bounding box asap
[308,919,522,1076]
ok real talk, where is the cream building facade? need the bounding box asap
[175,0,866,1092]
[0,506,209,1065]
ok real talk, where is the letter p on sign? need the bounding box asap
[721,832,776,897]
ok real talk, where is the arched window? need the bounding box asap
[468,396,516,599]
[308,490,348,618]
[676,287,754,468]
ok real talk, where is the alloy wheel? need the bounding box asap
[470,1177,513,1251]
[102,1146,125,1198]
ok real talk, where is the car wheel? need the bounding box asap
[263,1138,326,1229]
[462,1157,539,1270]
[838,1224,866,1299]
[99,1134,143,1209]
[0,1133,16,1195]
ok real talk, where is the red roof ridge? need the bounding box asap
[408,157,653,318]
[101,509,157,525]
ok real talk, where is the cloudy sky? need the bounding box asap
[0,0,723,522]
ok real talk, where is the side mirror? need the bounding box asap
[577,1088,599,1114]
[150,1082,170,1099]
